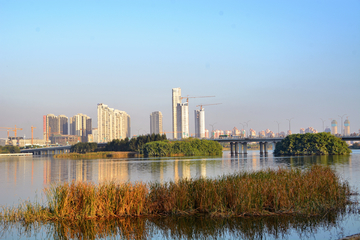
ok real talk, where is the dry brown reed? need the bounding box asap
[0,165,353,224]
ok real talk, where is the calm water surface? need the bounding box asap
[0,150,359,239]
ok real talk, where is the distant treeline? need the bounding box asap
[71,142,98,153]
[350,142,360,149]
[0,146,20,154]
[274,132,351,156]
[143,138,223,157]
[105,134,167,153]
[70,134,167,154]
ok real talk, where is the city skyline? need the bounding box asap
[1,1,359,139]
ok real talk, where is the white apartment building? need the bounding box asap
[150,111,163,135]
[177,102,189,138]
[172,88,182,139]
[194,108,205,138]
[97,103,130,143]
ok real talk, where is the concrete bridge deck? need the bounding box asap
[19,136,360,156]
[212,136,360,155]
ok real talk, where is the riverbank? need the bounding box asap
[0,153,32,157]
[53,151,139,159]
[0,165,353,224]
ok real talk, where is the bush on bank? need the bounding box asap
[274,132,351,156]
[142,138,223,157]
[0,145,20,153]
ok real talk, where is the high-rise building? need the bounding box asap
[177,102,189,138]
[97,103,130,143]
[331,120,338,135]
[172,88,182,139]
[43,114,68,143]
[344,118,350,136]
[194,108,205,138]
[70,113,92,142]
[58,115,69,135]
[150,111,163,135]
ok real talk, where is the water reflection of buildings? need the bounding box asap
[173,159,206,181]
[43,159,94,184]
[98,160,129,182]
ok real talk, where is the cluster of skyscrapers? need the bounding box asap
[172,87,206,139]
[43,113,92,145]
[40,90,354,146]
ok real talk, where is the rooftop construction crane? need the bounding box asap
[0,125,23,138]
[31,126,36,145]
[196,103,222,110]
[181,95,215,103]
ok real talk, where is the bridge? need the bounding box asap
[20,136,360,156]
[20,143,107,155]
[212,136,360,155]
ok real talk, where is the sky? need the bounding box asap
[1,0,359,139]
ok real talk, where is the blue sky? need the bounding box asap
[1,0,359,139]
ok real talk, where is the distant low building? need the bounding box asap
[51,135,81,145]
[305,127,318,133]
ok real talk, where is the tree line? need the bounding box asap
[0,146,21,153]
[70,134,167,153]
[143,138,223,157]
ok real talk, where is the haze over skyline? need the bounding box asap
[1,1,359,139]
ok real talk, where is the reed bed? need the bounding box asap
[0,166,353,224]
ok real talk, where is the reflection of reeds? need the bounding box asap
[1,209,354,240]
[0,166,353,224]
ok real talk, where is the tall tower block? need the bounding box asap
[195,108,205,138]
[177,102,189,139]
[344,118,350,136]
[150,111,163,135]
[331,120,337,135]
[172,88,181,139]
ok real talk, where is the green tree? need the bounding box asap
[274,133,351,156]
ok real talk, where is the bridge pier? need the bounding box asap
[230,142,234,155]
[238,142,243,154]
[234,142,239,155]
[264,142,268,154]
[260,142,263,155]
[242,142,247,154]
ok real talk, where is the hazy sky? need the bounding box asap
[1,0,359,139]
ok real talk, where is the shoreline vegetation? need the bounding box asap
[54,135,223,158]
[142,138,222,157]
[0,166,353,224]
[274,132,351,156]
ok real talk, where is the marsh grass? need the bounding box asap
[0,165,354,224]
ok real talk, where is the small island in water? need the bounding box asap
[54,134,223,159]
[274,132,351,156]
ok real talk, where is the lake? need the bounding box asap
[0,150,359,239]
